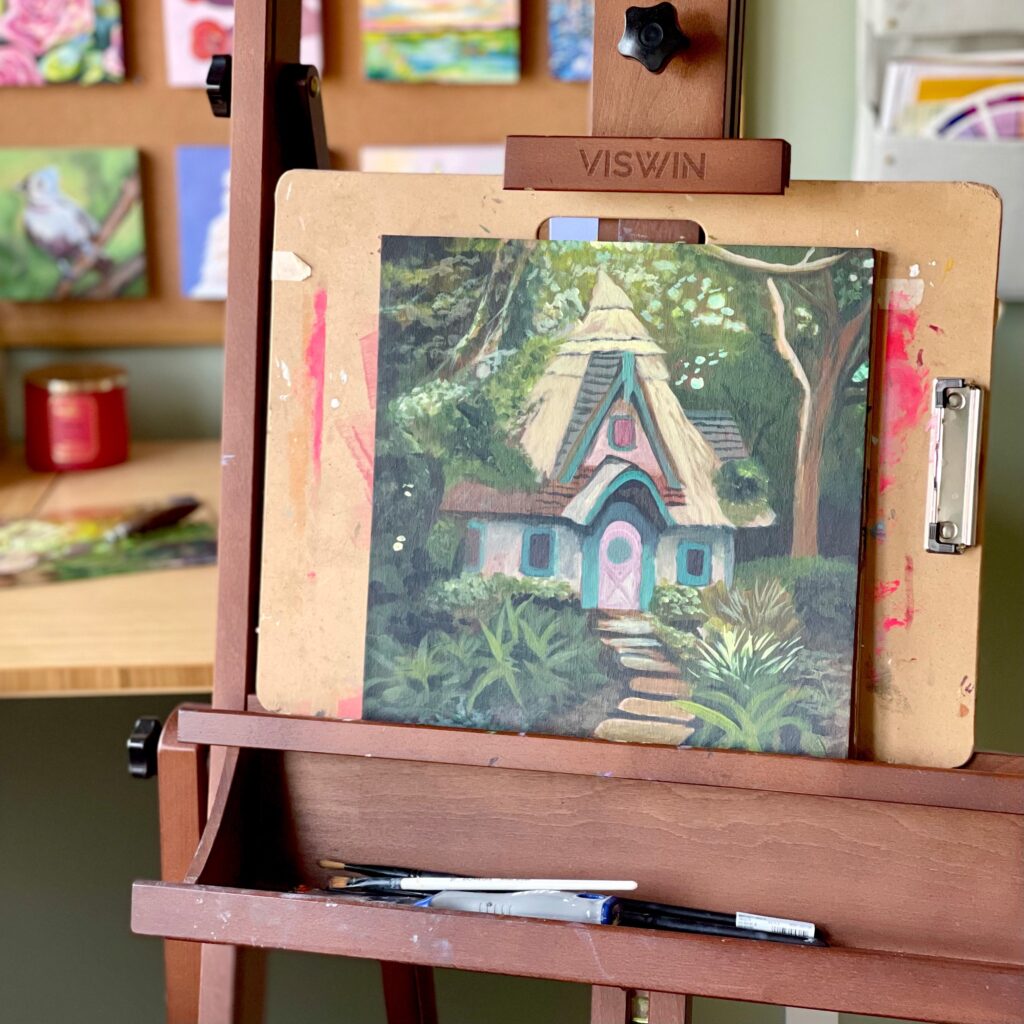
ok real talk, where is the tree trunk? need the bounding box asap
[790,386,830,557]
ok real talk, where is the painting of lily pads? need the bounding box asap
[362,237,875,757]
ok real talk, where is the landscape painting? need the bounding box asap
[0,146,147,301]
[0,0,125,87]
[549,0,592,81]
[363,237,875,756]
[362,0,519,83]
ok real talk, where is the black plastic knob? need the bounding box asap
[618,3,689,74]
[206,54,232,118]
[127,717,162,779]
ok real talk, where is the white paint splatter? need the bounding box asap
[340,370,349,384]
[330,398,340,409]
[221,453,235,467]
[909,264,920,278]
[278,360,292,386]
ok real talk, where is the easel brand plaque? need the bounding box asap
[578,148,708,181]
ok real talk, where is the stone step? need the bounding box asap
[601,636,662,650]
[617,698,694,722]
[629,676,691,699]
[597,618,655,636]
[619,654,680,675]
[594,718,694,746]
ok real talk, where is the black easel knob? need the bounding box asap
[618,3,689,74]
[127,717,162,779]
[207,54,232,118]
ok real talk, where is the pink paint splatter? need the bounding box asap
[874,579,900,599]
[359,329,379,412]
[339,420,375,501]
[305,289,328,481]
[878,293,931,493]
[881,555,915,631]
[307,570,317,581]
[337,694,363,719]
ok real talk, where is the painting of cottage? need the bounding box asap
[441,269,770,611]
[363,237,875,757]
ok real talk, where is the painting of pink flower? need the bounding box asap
[0,0,95,58]
[0,43,44,85]
[0,0,124,87]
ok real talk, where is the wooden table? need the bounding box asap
[0,441,219,697]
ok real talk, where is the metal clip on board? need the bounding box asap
[127,3,1024,1024]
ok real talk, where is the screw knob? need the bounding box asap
[127,717,162,779]
[618,2,689,74]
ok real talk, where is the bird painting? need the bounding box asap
[16,165,113,278]
[0,146,147,302]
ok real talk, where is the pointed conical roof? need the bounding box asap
[559,268,664,354]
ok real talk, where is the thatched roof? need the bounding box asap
[517,269,734,528]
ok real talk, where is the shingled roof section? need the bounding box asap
[685,410,750,462]
[553,351,621,473]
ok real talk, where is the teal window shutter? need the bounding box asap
[676,541,711,586]
[521,527,556,577]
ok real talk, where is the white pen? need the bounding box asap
[334,876,638,893]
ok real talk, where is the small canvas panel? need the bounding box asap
[360,238,873,756]
[257,173,1001,768]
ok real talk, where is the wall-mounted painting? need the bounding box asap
[549,0,592,81]
[361,237,875,756]
[359,144,504,174]
[0,0,125,86]
[175,144,230,300]
[0,146,147,301]
[162,0,322,88]
[362,0,519,83]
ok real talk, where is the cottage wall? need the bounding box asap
[655,526,735,588]
[478,518,584,592]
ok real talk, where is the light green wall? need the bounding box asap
[4,2,1021,1021]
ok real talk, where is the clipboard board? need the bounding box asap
[255,173,999,769]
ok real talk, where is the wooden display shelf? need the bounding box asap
[0,441,218,696]
[132,882,1023,1024]
[132,717,1024,1024]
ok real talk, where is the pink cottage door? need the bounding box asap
[597,521,643,610]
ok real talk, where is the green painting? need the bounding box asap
[0,146,147,301]
[361,1,519,83]
[363,237,875,757]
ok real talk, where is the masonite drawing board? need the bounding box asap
[257,172,1000,769]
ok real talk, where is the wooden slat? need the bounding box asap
[591,986,630,1023]
[504,137,789,193]
[380,963,439,1024]
[131,883,1024,1024]
[158,710,208,1024]
[648,992,692,1024]
[177,706,1024,815]
[214,1,302,712]
[591,0,737,137]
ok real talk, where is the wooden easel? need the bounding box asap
[132,3,1024,1022]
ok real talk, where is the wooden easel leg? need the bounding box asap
[198,945,266,1024]
[648,991,692,1023]
[591,985,630,1023]
[158,708,208,1023]
[380,962,439,1024]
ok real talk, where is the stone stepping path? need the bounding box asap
[617,697,694,722]
[601,636,662,650]
[630,675,690,699]
[595,719,693,745]
[593,615,696,746]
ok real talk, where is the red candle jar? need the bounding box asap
[24,363,129,472]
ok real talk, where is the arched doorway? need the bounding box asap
[597,520,643,610]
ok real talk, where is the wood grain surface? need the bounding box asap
[0,0,589,348]
[131,880,1024,1024]
[258,174,1001,768]
[0,441,219,696]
